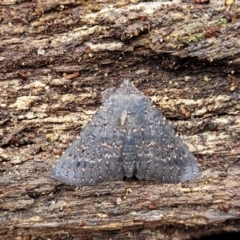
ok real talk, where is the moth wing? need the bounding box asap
[135,98,200,183]
[51,107,125,187]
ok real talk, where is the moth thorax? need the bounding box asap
[120,110,128,126]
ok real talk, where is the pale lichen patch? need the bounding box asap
[9,96,40,110]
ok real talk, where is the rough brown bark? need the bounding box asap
[0,0,240,240]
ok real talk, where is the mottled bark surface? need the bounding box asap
[0,0,240,240]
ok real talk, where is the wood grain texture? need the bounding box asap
[0,0,240,239]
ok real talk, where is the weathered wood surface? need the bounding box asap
[0,0,240,239]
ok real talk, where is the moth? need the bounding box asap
[51,79,200,187]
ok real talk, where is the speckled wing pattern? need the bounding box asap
[51,79,200,187]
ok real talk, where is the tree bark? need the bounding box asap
[0,0,240,239]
